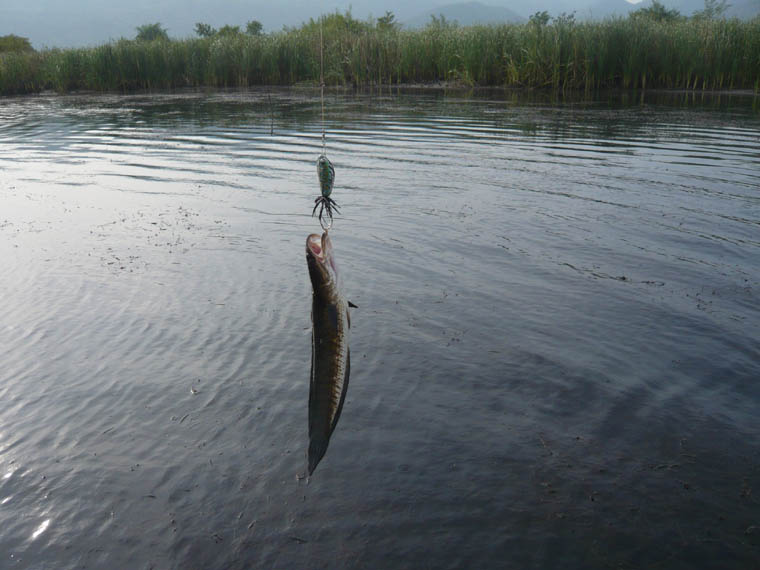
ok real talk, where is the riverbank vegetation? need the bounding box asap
[1,7,759,96]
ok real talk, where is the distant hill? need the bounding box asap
[728,0,760,17]
[579,0,638,20]
[669,0,760,17]
[406,1,526,27]
[2,0,758,49]
[0,0,335,48]
[672,0,715,15]
[579,0,760,20]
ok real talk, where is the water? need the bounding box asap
[1,88,759,569]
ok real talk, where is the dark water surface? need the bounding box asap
[1,89,759,569]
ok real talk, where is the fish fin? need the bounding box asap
[348,301,358,308]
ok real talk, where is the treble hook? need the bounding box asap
[312,194,340,230]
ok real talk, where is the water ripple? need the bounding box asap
[0,89,759,569]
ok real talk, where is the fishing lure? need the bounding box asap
[312,154,339,230]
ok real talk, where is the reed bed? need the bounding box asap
[2,15,759,96]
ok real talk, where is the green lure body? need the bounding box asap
[317,155,335,198]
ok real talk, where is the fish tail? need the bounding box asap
[308,436,330,475]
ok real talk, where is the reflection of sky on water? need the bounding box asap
[1,464,55,546]
[32,519,51,540]
[0,89,758,569]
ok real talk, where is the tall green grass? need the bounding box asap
[2,14,759,96]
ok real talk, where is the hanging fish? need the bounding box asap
[312,155,339,229]
[306,231,354,474]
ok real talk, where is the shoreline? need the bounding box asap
[6,84,759,100]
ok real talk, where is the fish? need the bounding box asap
[306,231,352,475]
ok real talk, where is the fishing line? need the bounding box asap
[313,14,337,233]
[320,17,326,157]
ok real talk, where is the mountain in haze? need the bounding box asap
[675,0,760,17]
[2,0,758,49]
[406,1,526,27]
[729,0,760,17]
[580,0,760,19]
[578,0,638,20]
[0,0,437,48]
[0,0,328,47]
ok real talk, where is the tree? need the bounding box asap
[693,0,731,19]
[0,34,35,53]
[377,11,398,31]
[135,23,169,42]
[246,20,263,36]
[554,12,576,26]
[306,10,369,35]
[429,14,457,29]
[529,11,551,26]
[217,25,241,36]
[630,1,682,22]
[195,22,216,37]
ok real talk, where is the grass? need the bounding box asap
[2,14,759,96]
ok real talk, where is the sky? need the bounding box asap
[1,0,755,48]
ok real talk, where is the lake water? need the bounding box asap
[1,88,759,569]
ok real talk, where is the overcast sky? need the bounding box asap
[1,0,752,48]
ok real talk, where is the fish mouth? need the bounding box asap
[306,232,334,266]
[306,232,338,286]
[306,233,326,263]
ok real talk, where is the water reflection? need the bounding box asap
[0,88,758,569]
[31,518,50,540]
